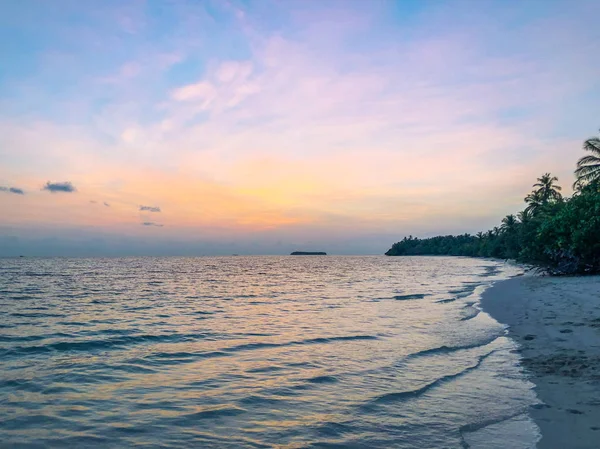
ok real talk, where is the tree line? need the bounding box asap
[385,129,600,275]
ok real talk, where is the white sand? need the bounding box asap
[481,275,600,449]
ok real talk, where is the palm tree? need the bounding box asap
[517,209,532,224]
[525,173,562,215]
[574,130,600,188]
[524,191,543,215]
[532,173,562,203]
[500,214,518,233]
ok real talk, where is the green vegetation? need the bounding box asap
[385,130,600,275]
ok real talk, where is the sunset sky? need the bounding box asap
[1,0,599,256]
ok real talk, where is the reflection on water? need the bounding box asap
[0,256,538,448]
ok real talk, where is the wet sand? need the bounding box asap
[481,275,600,449]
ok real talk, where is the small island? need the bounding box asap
[290,251,327,255]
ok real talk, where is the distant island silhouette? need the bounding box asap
[290,251,327,255]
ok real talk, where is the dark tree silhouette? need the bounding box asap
[500,214,518,233]
[575,130,600,188]
[532,173,562,203]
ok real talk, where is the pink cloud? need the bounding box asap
[171,81,217,103]
[215,61,253,84]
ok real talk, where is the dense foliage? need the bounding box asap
[385,131,600,275]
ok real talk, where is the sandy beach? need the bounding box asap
[481,275,600,448]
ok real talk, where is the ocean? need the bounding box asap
[0,256,540,448]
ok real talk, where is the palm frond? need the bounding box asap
[576,169,600,183]
[576,155,600,167]
[517,210,532,222]
[525,193,539,203]
[583,137,600,155]
[524,204,539,215]
[574,164,600,176]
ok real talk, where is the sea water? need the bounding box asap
[0,256,540,448]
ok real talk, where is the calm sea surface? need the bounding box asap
[0,256,539,448]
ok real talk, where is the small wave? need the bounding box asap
[402,335,500,362]
[2,414,69,430]
[10,312,64,318]
[449,285,479,298]
[372,293,428,301]
[55,293,87,299]
[306,375,339,384]
[239,395,288,406]
[225,341,280,352]
[1,379,45,393]
[31,436,111,447]
[173,406,247,422]
[123,305,153,311]
[52,371,128,385]
[8,295,38,300]
[305,335,377,344]
[41,386,80,395]
[0,332,71,343]
[393,294,427,300]
[88,319,117,324]
[145,350,229,364]
[108,363,157,374]
[133,401,187,412]
[315,421,353,438]
[436,298,456,304]
[21,272,66,277]
[286,361,319,369]
[223,335,377,354]
[1,332,212,357]
[368,351,495,406]
[246,365,286,374]
[55,321,91,327]
[111,424,149,435]
[240,332,275,337]
[92,328,137,336]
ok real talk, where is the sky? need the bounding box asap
[1,0,599,256]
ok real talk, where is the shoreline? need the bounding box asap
[480,275,600,448]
